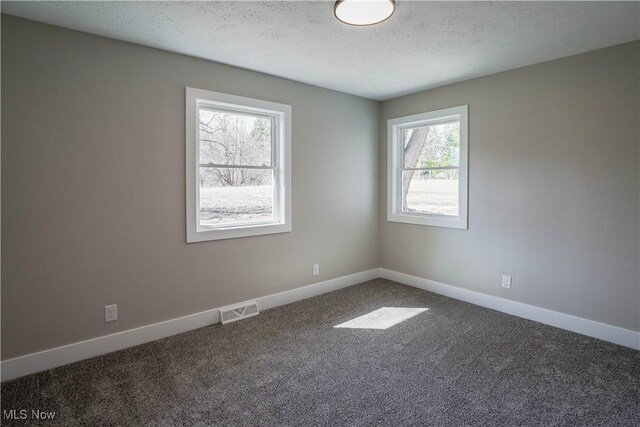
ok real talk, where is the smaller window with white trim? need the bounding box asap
[186,88,291,242]
[387,105,468,229]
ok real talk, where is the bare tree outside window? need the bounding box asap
[198,109,275,225]
[401,122,460,215]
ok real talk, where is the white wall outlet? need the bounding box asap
[501,275,512,289]
[105,304,118,322]
[312,264,320,276]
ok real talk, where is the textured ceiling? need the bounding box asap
[3,1,639,100]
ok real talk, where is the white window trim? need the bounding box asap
[387,105,468,229]
[185,87,292,243]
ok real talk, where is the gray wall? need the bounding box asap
[3,15,639,361]
[1,16,380,359]
[380,42,640,332]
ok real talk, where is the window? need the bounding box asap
[186,88,291,242]
[387,105,468,229]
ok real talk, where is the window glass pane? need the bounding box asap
[402,169,459,216]
[198,108,272,166]
[403,121,459,169]
[199,168,274,226]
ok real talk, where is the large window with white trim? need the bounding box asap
[186,88,291,242]
[387,105,468,229]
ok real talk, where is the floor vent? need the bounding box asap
[220,301,259,325]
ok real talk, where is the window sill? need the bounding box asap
[186,222,292,243]
[387,212,467,229]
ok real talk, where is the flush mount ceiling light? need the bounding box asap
[334,0,396,26]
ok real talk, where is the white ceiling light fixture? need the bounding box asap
[334,0,396,26]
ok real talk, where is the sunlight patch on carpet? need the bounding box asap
[334,307,428,330]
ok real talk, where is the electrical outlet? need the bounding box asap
[105,304,118,322]
[501,275,512,290]
[312,264,320,276]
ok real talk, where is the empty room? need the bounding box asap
[1,1,639,425]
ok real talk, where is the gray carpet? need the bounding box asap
[2,279,639,426]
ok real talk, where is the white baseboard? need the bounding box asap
[380,268,640,350]
[3,267,637,382]
[0,268,380,382]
